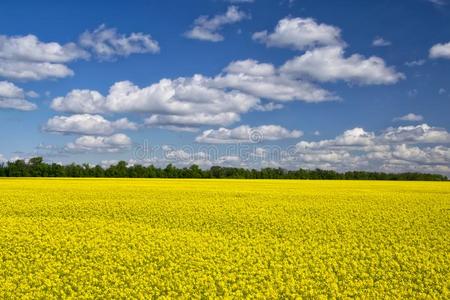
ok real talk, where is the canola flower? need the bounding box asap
[0,178,449,298]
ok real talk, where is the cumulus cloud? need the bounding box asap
[253,17,343,50]
[0,58,75,81]
[49,57,338,130]
[65,134,132,153]
[372,37,391,47]
[224,59,276,76]
[280,46,404,85]
[291,150,357,166]
[296,128,376,150]
[0,34,88,63]
[214,70,336,102]
[0,34,88,81]
[381,124,450,144]
[253,17,403,86]
[48,16,405,131]
[393,113,424,122]
[44,114,138,135]
[214,59,337,102]
[130,147,250,170]
[276,124,450,174]
[118,123,450,175]
[429,41,450,59]
[52,76,258,115]
[185,6,248,42]
[195,125,302,143]
[0,81,24,98]
[51,90,106,114]
[50,49,404,130]
[392,144,450,165]
[0,26,158,80]
[0,98,37,111]
[107,76,258,115]
[79,25,160,60]
[0,80,37,111]
[50,75,260,129]
[145,112,240,130]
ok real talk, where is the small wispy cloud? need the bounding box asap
[427,0,447,6]
[405,60,426,67]
[372,37,391,47]
[185,6,249,42]
[393,113,424,122]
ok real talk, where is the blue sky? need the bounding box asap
[0,0,449,174]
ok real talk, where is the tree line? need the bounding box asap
[0,157,447,181]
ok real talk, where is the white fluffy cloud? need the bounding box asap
[381,124,450,144]
[49,49,402,130]
[51,90,106,114]
[128,148,250,170]
[0,34,88,81]
[253,17,403,86]
[49,57,338,129]
[393,113,424,122]
[0,34,88,63]
[253,17,343,50]
[224,59,276,76]
[145,112,240,130]
[0,26,158,80]
[0,60,74,81]
[79,25,160,60]
[65,134,132,153]
[279,124,450,174]
[0,81,24,98]
[290,150,358,166]
[281,46,404,85]
[50,75,260,129]
[429,41,450,59]
[185,6,248,42]
[44,114,137,135]
[90,124,450,175]
[0,98,37,111]
[107,76,258,114]
[214,59,337,102]
[48,16,405,132]
[0,80,37,111]
[52,76,258,114]
[392,144,450,165]
[195,125,302,143]
[296,128,376,150]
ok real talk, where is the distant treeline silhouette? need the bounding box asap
[0,157,447,181]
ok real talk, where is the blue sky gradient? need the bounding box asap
[0,0,449,174]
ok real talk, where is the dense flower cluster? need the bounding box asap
[0,179,449,298]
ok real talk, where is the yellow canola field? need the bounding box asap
[0,178,449,299]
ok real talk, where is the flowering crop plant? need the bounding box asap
[0,179,449,298]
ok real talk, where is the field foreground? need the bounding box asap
[0,179,449,298]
